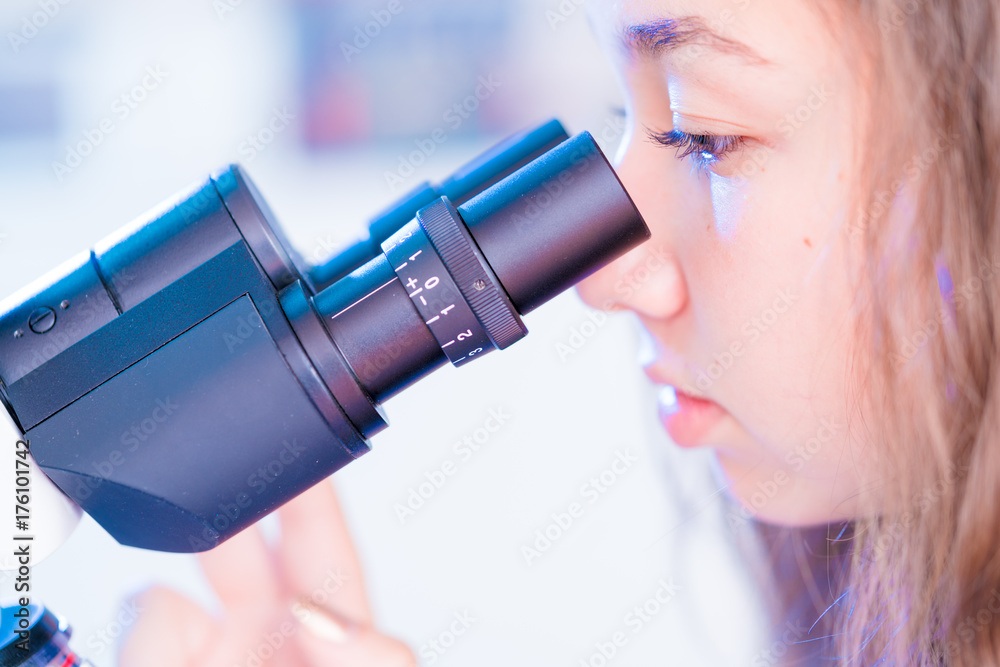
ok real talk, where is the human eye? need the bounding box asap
[645,127,745,174]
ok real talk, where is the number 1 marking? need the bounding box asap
[441,304,455,316]
[409,250,422,262]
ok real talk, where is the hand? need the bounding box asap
[119,480,416,667]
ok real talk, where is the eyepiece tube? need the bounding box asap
[437,118,570,205]
[461,132,647,315]
[308,119,569,291]
[314,130,649,403]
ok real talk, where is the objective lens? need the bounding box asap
[0,604,92,667]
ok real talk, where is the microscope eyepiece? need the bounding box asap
[307,119,569,291]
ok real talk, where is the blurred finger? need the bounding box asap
[198,522,282,621]
[293,599,416,667]
[118,586,217,667]
[275,479,372,624]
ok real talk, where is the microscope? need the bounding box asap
[0,119,648,665]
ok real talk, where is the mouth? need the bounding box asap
[644,370,727,448]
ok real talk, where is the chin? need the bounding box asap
[712,448,861,528]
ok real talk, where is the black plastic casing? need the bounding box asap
[0,166,375,552]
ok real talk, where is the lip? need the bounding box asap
[644,368,727,447]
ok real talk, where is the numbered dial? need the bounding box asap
[381,198,526,367]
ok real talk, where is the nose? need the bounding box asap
[575,127,689,321]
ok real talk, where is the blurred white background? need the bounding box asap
[0,0,769,664]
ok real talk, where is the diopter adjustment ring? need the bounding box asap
[415,198,527,350]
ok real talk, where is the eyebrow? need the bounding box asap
[621,17,770,66]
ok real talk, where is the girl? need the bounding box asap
[122,0,1000,664]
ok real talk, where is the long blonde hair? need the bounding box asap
[765,2,1000,664]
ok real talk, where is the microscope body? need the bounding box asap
[0,123,649,553]
[0,167,370,552]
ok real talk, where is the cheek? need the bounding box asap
[684,133,861,467]
[707,174,745,239]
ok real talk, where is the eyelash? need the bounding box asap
[645,128,745,172]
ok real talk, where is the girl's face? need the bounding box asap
[578,0,878,525]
